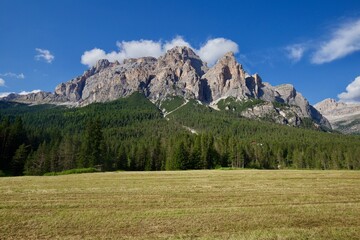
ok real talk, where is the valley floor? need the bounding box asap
[1,170,360,239]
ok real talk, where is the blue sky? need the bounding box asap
[1,0,360,104]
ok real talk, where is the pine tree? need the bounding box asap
[116,145,128,170]
[191,136,202,169]
[11,144,28,176]
[80,119,104,168]
[58,135,76,171]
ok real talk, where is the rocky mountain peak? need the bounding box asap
[167,46,198,58]
[217,51,236,62]
[252,73,262,83]
[275,84,296,101]
[147,46,206,101]
[314,98,360,133]
[314,98,346,113]
[201,51,248,102]
[123,57,157,65]
[161,46,198,65]
[2,46,331,129]
[95,59,111,71]
[215,51,244,76]
[159,46,207,76]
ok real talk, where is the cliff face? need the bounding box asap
[201,52,248,102]
[2,46,330,128]
[147,46,207,101]
[315,99,360,133]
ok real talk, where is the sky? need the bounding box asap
[1,0,360,104]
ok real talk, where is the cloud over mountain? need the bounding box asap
[197,38,239,65]
[163,36,192,52]
[81,36,239,67]
[338,76,360,103]
[19,89,42,95]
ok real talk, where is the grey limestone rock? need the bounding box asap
[148,46,207,101]
[201,52,248,102]
[2,46,330,129]
[315,98,360,133]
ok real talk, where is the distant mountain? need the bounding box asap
[315,98,360,134]
[1,46,330,129]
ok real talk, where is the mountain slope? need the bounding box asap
[315,98,360,134]
[1,92,359,176]
[2,46,330,128]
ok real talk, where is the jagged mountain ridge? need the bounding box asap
[315,98,360,134]
[2,46,330,128]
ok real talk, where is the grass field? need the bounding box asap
[1,170,360,239]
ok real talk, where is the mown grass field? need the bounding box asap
[1,170,360,239]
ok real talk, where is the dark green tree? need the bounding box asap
[11,144,28,175]
[79,119,104,168]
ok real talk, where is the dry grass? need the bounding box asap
[1,170,360,239]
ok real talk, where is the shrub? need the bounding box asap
[43,168,98,176]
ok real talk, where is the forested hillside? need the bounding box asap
[1,92,360,176]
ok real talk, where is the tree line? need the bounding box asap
[1,93,360,176]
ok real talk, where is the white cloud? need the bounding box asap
[285,44,307,62]
[81,48,109,67]
[80,36,239,67]
[197,38,239,65]
[117,39,163,59]
[35,48,55,63]
[0,78,5,87]
[312,19,360,64]
[81,40,163,67]
[0,92,13,98]
[18,89,42,95]
[0,90,42,98]
[338,76,360,102]
[163,36,192,52]
[0,72,25,79]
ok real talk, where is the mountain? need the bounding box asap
[315,98,360,134]
[1,46,330,129]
